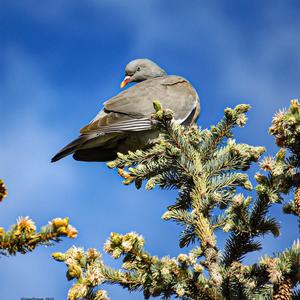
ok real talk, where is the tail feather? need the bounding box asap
[51,135,89,162]
[73,147,117,162]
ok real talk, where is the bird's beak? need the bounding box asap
[120,75,131,88]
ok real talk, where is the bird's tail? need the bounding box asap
[51,135,89,162]
[72,147,118,162]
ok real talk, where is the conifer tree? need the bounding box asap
[50,99,299,299]
[0,179,77,256]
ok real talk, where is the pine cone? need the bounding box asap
[272,277,292,300]
[294,186,300,217]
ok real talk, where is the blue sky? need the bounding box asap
[0,1,300,299]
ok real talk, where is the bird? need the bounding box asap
[51,59,200,162]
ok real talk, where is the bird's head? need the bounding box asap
[120,59,166,88]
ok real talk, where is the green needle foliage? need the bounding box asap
[54,100,300,300]
[0,180,78,256]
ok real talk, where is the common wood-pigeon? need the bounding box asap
[51,59,200,162]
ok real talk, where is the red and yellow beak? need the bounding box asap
[120,75,131,88]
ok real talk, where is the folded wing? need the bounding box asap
[51,75,199,162]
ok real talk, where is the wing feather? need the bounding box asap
[91,118,153,133]
[80,75,199,135]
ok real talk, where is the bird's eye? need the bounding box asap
[137,66,141,71]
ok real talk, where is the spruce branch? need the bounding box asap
[54,233,220,300]
[268,99,300,218]
[108,102,265,296]
[0,179,77,256]
[259,240,300,289]
[0,216,78,255]
[294,186,300,217]
[269,99,300,153]
[202,104,250,153]
[0,179,7,202]
[221,102,300,267]
[55,100,300,299]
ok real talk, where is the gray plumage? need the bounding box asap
[51,59,200,163]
